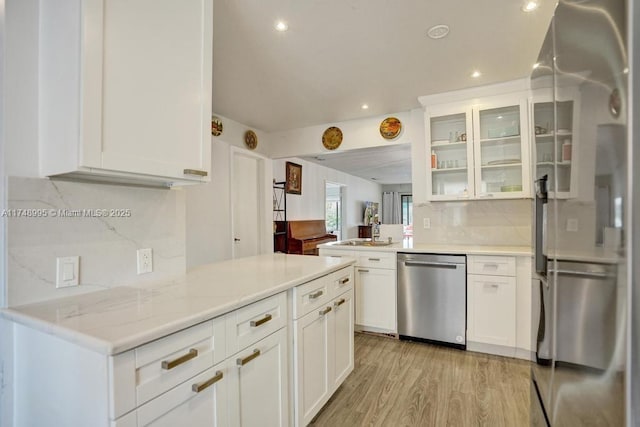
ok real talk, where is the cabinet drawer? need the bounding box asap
[319,248,355,259]
[226,292,287,356]
[328,267,354,297]
[356,251,395,269]
[134,359,229,426]
[293,275,332,319]
[134,318,225,406]
[468,255,516,277]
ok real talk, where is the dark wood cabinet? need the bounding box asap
[358,225,373,238]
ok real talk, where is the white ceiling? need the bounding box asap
[300,144,412,184]
[212,0,555,133]
[213,1,555,185]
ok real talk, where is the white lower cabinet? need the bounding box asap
[127,360,229,427]
[292,267,355,426]
[355,267,396,332]
[467,274,516,347]
[228,328,289,427]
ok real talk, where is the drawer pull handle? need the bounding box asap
[339,277,350,284]
[183,168,208,177]
[330,255,342,258]
[161,348,198,370]
[237,349,261,366]
[358,269,370,273]
[192,371,223,393]
[309,290,324,299]
[319,306,332,316]
[250,313,273,327]
[368,258,381,261]
[485,283,500,288]
[483,263,500,269]
[334,298,346,307]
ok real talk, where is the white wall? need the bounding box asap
[413,199,532,246]
[269,110,419,158]
[273,158,381,239]
[185,126,273,270]
[7,177,186,306]
[381,184,412,193]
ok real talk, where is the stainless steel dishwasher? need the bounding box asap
[397,253,466,348]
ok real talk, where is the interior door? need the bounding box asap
[232,152,260,258]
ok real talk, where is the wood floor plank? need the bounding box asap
[310,333,532,427]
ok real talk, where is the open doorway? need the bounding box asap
[325,182,345,240]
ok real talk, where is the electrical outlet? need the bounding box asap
[423,218,431,229]
[566,218,579,232]
[137,248,153,274]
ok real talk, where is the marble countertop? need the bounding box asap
[1,254,355,356]
[319,239,533,257]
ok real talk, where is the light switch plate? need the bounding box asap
[566,218,579,232]
[423,218,431,229]
[56,256,79,288]
[137,248,153,274]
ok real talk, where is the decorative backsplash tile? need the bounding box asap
[413,200,532,246]
[7,177,186,306]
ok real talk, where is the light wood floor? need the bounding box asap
[311,333,532,427]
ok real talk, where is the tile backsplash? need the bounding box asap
[413,199,532,246]
[7,177,186,306]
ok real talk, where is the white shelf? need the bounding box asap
[432,167,467,173]
[535,132,572,138]
[480,136,521,145]
[431,141,467,148]
[536,161,572,167]
[481,162,522,169]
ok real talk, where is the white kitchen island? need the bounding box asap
[1,253,355,427]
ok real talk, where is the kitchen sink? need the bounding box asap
[335,240,393,247]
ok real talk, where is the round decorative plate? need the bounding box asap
[211,116,223,136]
[322,127,343,150]
[380,117,402,139]
[244,130,258,150]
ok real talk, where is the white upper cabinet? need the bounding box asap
[420,82,532,201]
[39,0,212,186]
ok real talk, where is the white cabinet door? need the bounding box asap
[294,305,332,426]
[228,328,289,427]
[134,361,229,427]
[331,289,354,389]
[425,103,475,201]
[467,274,516,347]
[40,0,212,184]
[355,268,397,332]
[473,96,531,199]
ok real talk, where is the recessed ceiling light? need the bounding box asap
[361,104,369,110]
[275,21,288,32]
[427,24,450,40]
[471,70,481,78]
[533,62,540,69]
[522,1,539,12]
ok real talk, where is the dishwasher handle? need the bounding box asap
[403,260,460,269]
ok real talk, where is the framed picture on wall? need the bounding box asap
[285,162,302,195]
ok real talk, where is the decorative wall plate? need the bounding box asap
[379,117,402,139]
[211,116,223,136]
[322,127,343,150]
[244,130,258,150]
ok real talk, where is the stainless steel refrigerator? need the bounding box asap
[530,0,631,425]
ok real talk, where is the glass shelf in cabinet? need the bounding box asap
[479,135,521,146]
[432,167,467,173]
[481,162,522,169]
[431,141,467,149]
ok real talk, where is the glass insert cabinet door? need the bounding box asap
[473,99,530,198]
[426,106,475,199]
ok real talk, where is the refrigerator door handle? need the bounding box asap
[551,269,611,279]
